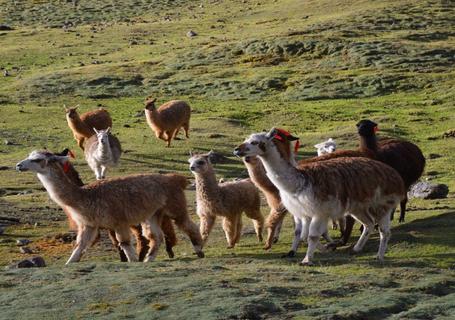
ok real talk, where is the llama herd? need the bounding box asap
[16,98,426,266]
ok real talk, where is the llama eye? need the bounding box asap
[251,141,259,145]
[197,161,205,165]
[31,159,42,163]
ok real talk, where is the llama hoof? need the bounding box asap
[272,237,279,244]
[257,236,263,242]
[166,249,175,259]
[399,218,405,223]
[263,244,272,250]
[227,245,235,249]
[349,247,360,255]
[282,250,296,258]
[299,261,314,267]
[196,251,205,258]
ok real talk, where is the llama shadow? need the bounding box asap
[226,211,455,268]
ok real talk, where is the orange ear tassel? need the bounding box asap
[68,150,76,159]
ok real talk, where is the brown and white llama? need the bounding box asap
[189,152,264,248]
[234,128,405,265]
[144,97,191,147]
[84,127,122,180]
[65,105,112,150]
[16,150,204,264]
[55,148,177,261]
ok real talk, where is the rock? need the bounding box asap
[54,232,76,243]
[30,256,46,267]
[15,259,35,268]
[123,124,131,128]
[19,247,33,254]
[408,182,449,199]
[0,226,4,235]
[442,129,455,138]
[0,166,9,170]
[16,239,31,246]
[187,30,197,38]
[0,25,14,31]
[4,139,13,145]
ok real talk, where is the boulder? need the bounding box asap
[408,182,449,199]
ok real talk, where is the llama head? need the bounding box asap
[234,128,299,162]
[188,152,212,174]
[356,119,378,137]
[64,105,80,120]
[16,150,70,174]
[144,97,157,111]
[314,138,336,156]
[93,127,111,145]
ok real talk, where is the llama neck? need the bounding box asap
[96,138,112,161]
[259,145,306,194]
[145,109,161,127]
[37,168,85,208]
[359,134,378,153]
[67,115,92,136]
[195,167,221,203]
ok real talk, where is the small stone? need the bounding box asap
[428,153,442,159]
[187,30,197,38]
[0,25,14,31]
[0,166,9,171]
[4,140,13,145]
[129,40,138,45]
[0,226,4,235]
[123,124,131,128]
[20,247,33,254]
[16,239,31,246]
[30,256,46,267]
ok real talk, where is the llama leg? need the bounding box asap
[300,217,326,266]
[399,196,408,223]
[161,215,177,259]
[235,215,242,243]
[222,216,238,248]
[377,211,392,261]
[142,215,164,262]
[100,166,107,179]
[174,215,204,258]
[115,228,137,262]
[245,209,264,242]
[199,214,216,244]
[165,131,173,147]
[264,208,286,250]
[340,215,355,245]
[351,214,374,254]
[66,225,98,264]
[108,229,127,262]
[130,225,149,262]
[77,137,85,150]
[183,123,189,138]
[286,216,305,257]
[331,219,338,230]
[95,165,103,180]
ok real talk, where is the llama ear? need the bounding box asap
[73,105,79,110]
[328,138,333,142]
[63,104,69,112]
[265,128,278,139]
[106,127,111,133]
[189,150,194,157]
[93,128,99,134]
[314,143,322,148]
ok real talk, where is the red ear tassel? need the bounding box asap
[294,140,300,153]
[63,161,71,173]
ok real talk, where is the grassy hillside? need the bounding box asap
[1,0,455,319]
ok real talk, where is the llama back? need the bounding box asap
[81,108,112,130]
[158,101,191,126]
[163,173,188,190]
[301,157,405,207]
[219,178,261,210]
[108,134,122,164]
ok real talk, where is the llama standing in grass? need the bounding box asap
[235,128,405,265]
[65,105,112,150]
[16,150,204,264]
[144,97,191,147]
[189,152,264,248]
[84,127,121,180]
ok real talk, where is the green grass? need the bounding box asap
[1,0,455,319]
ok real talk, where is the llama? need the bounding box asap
[84,127,121,180]
[65,105,112,150]
[16,150,204,264]
[357,119,426,222]
[144,97,191,147]
[189,152,264,248]
[55,148,177,261]
[234,128,405,265]
[314,138,336,156]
